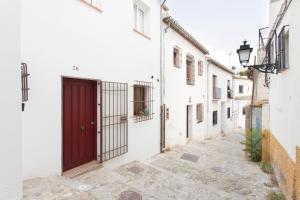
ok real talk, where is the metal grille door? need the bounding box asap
[99,81,128,162]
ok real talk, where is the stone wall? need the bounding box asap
[296,147,300,200]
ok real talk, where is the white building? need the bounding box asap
[0,0,22,199]
[163,16,209,148]
[207,57,235,137]
[21,0,163,179]
[232,76,253,129]
[256,0,300,199]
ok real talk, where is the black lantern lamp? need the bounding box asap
[237,40,277,74]
[237,41,253,67]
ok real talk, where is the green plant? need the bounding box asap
[242,129,262,162]
[266,190,285,200]
[261,162,273,174]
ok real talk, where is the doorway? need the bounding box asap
[186,105,193,138]
[62,78,97,172]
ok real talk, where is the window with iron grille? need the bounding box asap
[133,81,154,122]
[227,80,232,98]
[186,55,195,85]
[278,26,289,71]
[21,63,29,102]
[239,85,244,94]
[198,60,203,76]
[227,107,231,119]
[173,46,182,68]
[243,107,246,115]
[213,111,218,125]
[82,0,101,11]
[196,103,203,123]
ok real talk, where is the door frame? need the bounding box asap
[186,105,193,138]
[61,76,98,173]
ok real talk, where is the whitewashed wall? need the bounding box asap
[21,0,161,179]
[269,0,300,161]
[164,24,208,147]
[0,0,22,199]
[207,62,234,137]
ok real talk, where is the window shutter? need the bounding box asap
[179,49,182,68]
[191,59,195,85]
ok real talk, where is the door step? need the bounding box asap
[63,160,102,178]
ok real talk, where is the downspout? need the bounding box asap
[160,0,166,106]
[206,58,211,139]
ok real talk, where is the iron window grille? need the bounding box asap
[186,55,195,85]
[133,81,154,123]
[21,63,30,102]
[227,80,232,99]
[196,103,204,123]
[100,81,128,162]
[277,25,289,72]
[242,107,246,115]
[213,111,218,125]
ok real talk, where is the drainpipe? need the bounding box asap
[206,57,211,139]
[160,0,167,106]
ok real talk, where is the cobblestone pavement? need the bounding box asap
[24,132,276,200]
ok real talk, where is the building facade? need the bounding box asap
[163,16,209,148]
[258,0,300,199]
[232,76,253,129]
[21,0,162,179]
[207,58,234,138]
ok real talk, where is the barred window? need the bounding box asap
[227,107,231,119]
[278,26,289,71]
[21,63,29,102]
[133,81,154,122]
[239,85,244,94]
[198,60,203,76]
[196,103,203,123]
[173,46,182,68]
[213,111,218,125]
[186,55,195,85]
[243,107,246,115]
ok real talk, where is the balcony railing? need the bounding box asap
[227,90,233,99]
[213,87,221,100]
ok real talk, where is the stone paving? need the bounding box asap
[24,131,277,200]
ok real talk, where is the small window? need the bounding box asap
[278,26,289,71]
[82,0,102,10]
[186,55,195,85]
[227,80,232,99]
[133,81,154,122]
[239,85,244,94]
[133,1,149,36]
[173,47,181,68]
[196,103,203,123]
[213,111,218,125]
[242,107,246,115]
[198,60,203,76]
[227,107,231,119]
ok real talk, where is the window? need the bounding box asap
[186,55,195,85]
[278,26,289,71]
[242,107,246,115]
[133,1,149,36]
[198,60,203,76]
[227,80,232,98]
[239,85,244,94]
[173,47,182,68]
[21,63,30,112]
[82,0,101,11]
[227,107,231,119]
[196,103,204,123]
[213,111,218,125]
[133,81,154,122]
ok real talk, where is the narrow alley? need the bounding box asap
[24,131,275,200]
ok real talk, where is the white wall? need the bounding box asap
[0,0,22,199]
[233,77,253,98]
[164,25,207,147]
[21,0,161,179]
[208,62,233,137]
[269,0,300,161]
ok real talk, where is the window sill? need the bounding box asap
[133,29,151,40]
[80,0,103,12]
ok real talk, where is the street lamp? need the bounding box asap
[237,40,277,74]
[237,41,253,67]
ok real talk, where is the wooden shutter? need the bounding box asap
[179,48,182,68]
[191,59,195,85]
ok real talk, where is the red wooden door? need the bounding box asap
[63,78,97,171]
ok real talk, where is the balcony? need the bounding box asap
[213,87,221,100]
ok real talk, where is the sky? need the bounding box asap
[166,0,269,71]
